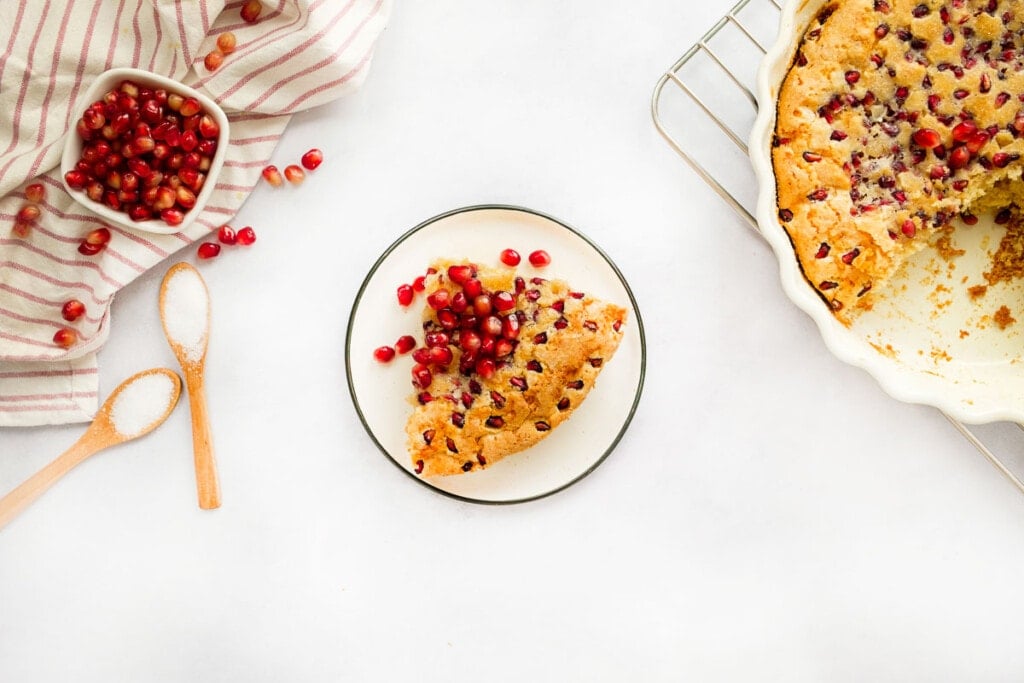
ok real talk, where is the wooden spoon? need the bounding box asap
[0,368,181,531]
[159,262,221,510]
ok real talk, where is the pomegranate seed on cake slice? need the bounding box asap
[911,128,942,148]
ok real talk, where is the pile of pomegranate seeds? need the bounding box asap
[65,79,220,227]
[375,248,556,390]
[262,149,324,187]
[12,182,45,237]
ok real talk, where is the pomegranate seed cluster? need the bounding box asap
[383,250,629,477]
[196,224,257,259]
[65,79,220,228]
[773,0,1024,322]
[11,182,45,238]
[262,148,323,187]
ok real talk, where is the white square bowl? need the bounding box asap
[60,67,230,235]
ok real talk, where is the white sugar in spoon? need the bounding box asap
[0,368,181,531]
[159,262,221,510]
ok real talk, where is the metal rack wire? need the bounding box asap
[651,0,1024,495]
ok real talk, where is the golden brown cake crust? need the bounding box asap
[405,262,626,477]
[774,0,1024,323]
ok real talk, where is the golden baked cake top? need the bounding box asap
[773,0,1024,324]
[403,260,626,477]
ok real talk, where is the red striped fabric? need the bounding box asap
[0,0,391,426]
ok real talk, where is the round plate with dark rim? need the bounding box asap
[345,205,645,504]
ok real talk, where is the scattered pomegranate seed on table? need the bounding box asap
[373,346,396,363]
[217,225,237,244]
[17,205,40,223]
[61,300,86,322]
[241,0,262,23]
[528,249,551,267]
[235,226,256,245]
[197,242,221,259]
[77,227,111,256]
[283,164,305,184]
[53,328,78,348]
[216,32,237,54]
[261,165,283,187]
[300,148,323,170]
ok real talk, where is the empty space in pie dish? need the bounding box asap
[345,205,646,504]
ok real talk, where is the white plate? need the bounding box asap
[345,205,646,503]
[750,0,1024,424]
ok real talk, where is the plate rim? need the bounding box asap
[344,203,648,505]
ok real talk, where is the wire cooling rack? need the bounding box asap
[651,0,1024,495]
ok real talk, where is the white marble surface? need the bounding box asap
[3,2,1024,680]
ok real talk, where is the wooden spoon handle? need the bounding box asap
[185,370,220,510]
[0,433,104,531]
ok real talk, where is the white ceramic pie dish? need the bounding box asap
[750,0,1024,425]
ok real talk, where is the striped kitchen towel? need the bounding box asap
[0,0,390,426]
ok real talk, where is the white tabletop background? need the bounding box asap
[3,2,1024,681]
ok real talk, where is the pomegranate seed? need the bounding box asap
[64,170,87,189]
[216,32,237,54]
[397,284,415,306]
[261,165,283,187]
[949,145,971,169]
[84,227,111,246]
[412,363,432,389]
[473,294,493,316]
[395,335,416,354]
[283,164,305,184]
[197,242,221,259]
[901,220,916,238]
[427,289,450,310]
[17,204,40,223]
[241,0,262,23]
[204,51,223,71]
[374,345,396,363]
[128,205,152,221]
[24,183,44,203]
[447,264,474,284]
[844,70,860,84]
[235,226,256,245]
[217,225,237,244]
[161,208,185,226]
[502,315,520,339]
[52,328,78,348]
[499,248,521,266]
[300,148,324,170]
[61,299,86,322]
[450,291,469,313]
[528,249,551,267]
[463,278,483,298]
[412,275,427,292]
[11,220,31,238]
[427,346,453,365]
[179,97,201,117]
[961,213,979,226]
[951,121,978,142]
[912,128,942,148]
[78,241,103,256]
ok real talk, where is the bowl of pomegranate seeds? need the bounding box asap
[61,67,230,235]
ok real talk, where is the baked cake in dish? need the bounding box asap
[405,261,626,477]
[773,0,1024,324]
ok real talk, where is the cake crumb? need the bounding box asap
[967,284,988,299]
[985,217,1024,286]
[959,329,970,339]
[994,305,1016,330]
